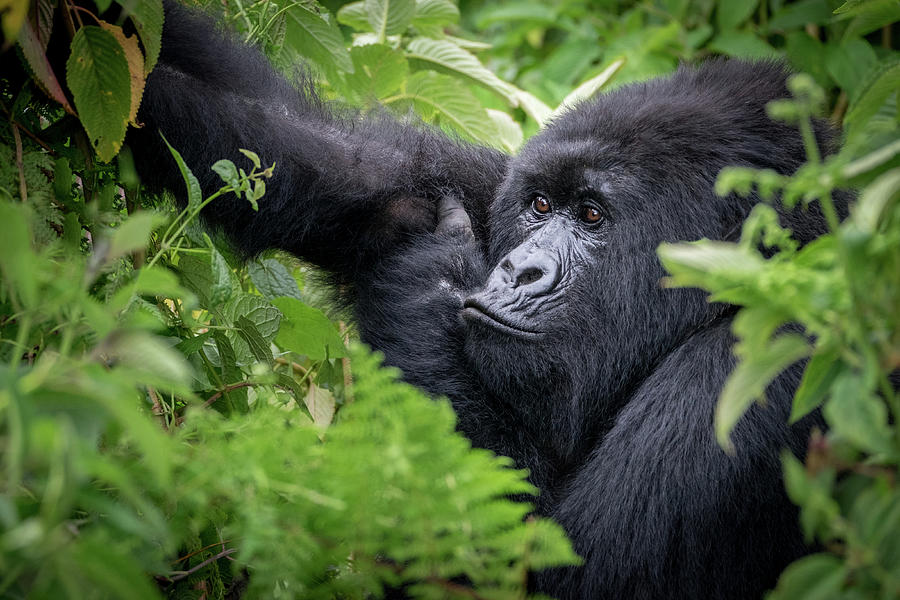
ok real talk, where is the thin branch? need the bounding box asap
[202,381,256,408]
[167,548,238,582]
[11,122,26,202]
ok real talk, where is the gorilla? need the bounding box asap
[131,4,843,598]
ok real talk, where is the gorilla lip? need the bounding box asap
[461,299,544,340]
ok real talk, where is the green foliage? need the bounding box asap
[1,0,898,597]
[660,61,900,600]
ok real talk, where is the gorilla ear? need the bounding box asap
[435,195,474,240]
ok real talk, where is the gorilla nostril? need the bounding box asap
[516,267,544,287]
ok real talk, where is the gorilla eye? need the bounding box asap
[580,205,603,224]
[532,195,551,215]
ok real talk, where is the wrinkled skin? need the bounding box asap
[130,4,850,598]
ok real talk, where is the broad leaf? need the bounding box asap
[285,5,354,73]
[406,37,517,104]
[365,0,415,39]
[66,26,132,161]
[273,296,347,360]
[413,0,459,27]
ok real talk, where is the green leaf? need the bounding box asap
[824,39,877,101]
[208,246,233,306]
[222,294,281,363]
[124,0,164,74]
[851,167,900,233]
[346,44,409,100]
[486,109,523,153]
[106,211,164,263]
[769,554,846,600]
[552,57,625,119]
[0,201,37,305]
[18,20,75,114]
[284,4,354,73]
[336,1,371,31]
[717,0,759,30]
[66,26,132,161]
[843,58,900,134]
[406,37,517,104]
[839,0,900,40]
[365,0,415,39]
[823,373,893,455]
[514,88,553,127]
[716,334,810,450]
[413,0,459,28]
[212,159,240,190]
[790,346,842,423]
[161,133,202,211]
[708,30,777,58]
[248,258,303,300]
[767,0,835,31]
[272,296,347,360]
[235,315,274,366]
[386,71,499,146]
[474,3,556,28]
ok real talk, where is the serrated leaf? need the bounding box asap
[123,0,163,74]
[17,19,75,114]
[272,296,347,360]
[284,4,354,73]
[99,22,146,125]
[337,1,371,31]
[365,0,415,39]
[552,57,625,119]
[208,246,233,306]
[161,133,202,211]
[406,37,517,104]
[235,315,274,366]
[248,258,302,300]
[222,294,281,362]
[413,0,459,27]
[66,26,132,161]
[212,158,240,189]
[386,71,499,146]
[716,334,810,450]
[717,0,759,30]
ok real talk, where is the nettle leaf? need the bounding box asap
[285,4,354,73]
[248,258,302,300]
[336,1,371,31]
[272,296,347,360]
[716,0,759,30]
[386,71,500,147]
[235,315,274,366]
[413,0,459,28]
[365,0,415,38]
[223,294,281,363]
[123,0,164,74]
[346,44,409,100]
[406,37,517,105]
[18,19,75,114]
[66,26,132,161]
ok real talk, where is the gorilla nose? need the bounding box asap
[501,249,561,296]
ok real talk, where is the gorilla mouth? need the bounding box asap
[462,299,544,340]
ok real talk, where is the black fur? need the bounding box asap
[130,4,847,598]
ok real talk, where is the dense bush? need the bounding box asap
[0,0,897,598]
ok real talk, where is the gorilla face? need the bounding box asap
[461,127,727,410]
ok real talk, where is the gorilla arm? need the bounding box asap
[129,1,507,278]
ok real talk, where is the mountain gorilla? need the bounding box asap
[132,3,842,598]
